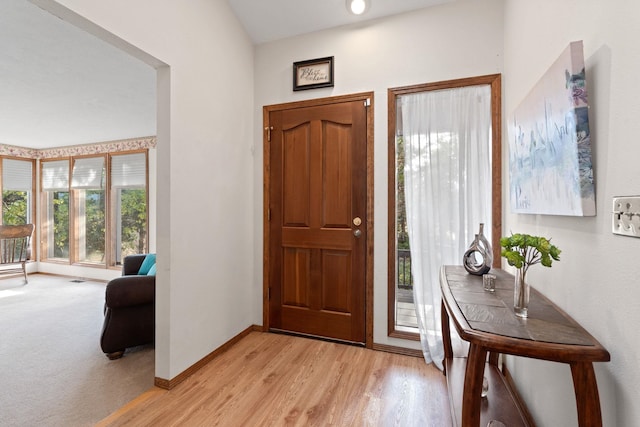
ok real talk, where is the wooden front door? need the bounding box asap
[266,95,370,344]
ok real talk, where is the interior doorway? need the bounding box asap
[26,0,167,379]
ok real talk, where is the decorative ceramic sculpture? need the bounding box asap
[462,224,492,276]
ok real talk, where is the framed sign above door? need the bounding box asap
[293,56,334,91]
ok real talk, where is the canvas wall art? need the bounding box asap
[509,40,595,216]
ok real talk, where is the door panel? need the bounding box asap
[323,122,352,227]
[268,99,367,343]
[321,250,350,313]
[282,248,310,307]
[283,124,311,227]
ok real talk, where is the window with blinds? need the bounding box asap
[70,157,106,263]
[42,160,70,191]
[41,160,71,259]
[111,152,147,265]
[2,158,34,225]
[2,159,33,191]
[111,153,146,188]
[71,157,105,189]
[38,151,148,267]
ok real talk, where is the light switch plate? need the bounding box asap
[612,196,640,237]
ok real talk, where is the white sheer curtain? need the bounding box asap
[401,85,492,369]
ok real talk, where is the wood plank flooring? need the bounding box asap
[97,332,451,427]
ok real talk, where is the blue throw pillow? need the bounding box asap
[138,254,156,275]
[146,263,156,276]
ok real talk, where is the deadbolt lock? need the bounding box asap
[353,217,362,226]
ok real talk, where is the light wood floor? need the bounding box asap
[97,332,451,426]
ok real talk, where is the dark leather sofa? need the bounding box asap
[100,254,155,359]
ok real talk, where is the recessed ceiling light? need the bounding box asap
[346,0,370,16]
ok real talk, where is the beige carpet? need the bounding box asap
[0,274,154,426]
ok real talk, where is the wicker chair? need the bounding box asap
[0,224,34,283]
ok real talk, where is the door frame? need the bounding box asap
[263,92,374,348]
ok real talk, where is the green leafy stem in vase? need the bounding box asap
[500,233,561,277]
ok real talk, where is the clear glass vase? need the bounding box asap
[513,268,529,318]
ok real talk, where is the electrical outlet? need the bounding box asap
[612,196,640,237]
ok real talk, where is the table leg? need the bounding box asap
[441,300,453,372]
[462,343,487,427]
[570,361,603,427]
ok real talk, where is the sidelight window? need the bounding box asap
[388,75,502,348]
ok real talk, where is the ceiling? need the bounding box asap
[0,0,156,149]
[0,0,452,150]
[228,0,453,45]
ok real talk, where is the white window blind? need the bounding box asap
[71,157,105,190]
[111,153,146,188]
[2,159,33,191]
[42,160,70,191]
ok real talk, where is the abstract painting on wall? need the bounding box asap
[509,40,595,216]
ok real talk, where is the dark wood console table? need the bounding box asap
[440,265,610,427]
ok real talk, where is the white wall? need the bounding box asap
[503,1,639,426]
[253,0,504,349]
[39,0,256,380]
